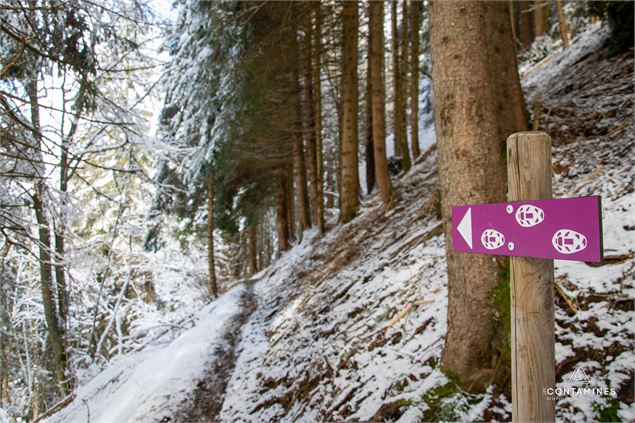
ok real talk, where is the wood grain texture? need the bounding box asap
[507,132,556,422]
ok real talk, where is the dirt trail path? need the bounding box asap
[177,280,258,422]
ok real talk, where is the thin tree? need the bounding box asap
[276,168,290,252]
[429,0,528,392]
[369,0,394,207]
[27,80,71,396]
[391,0,401,158]
[534,0,550,37]
[555,0,570,48]
[399,0,412,172]
[292,21,311,235]
[365,36,376,195]
[410,0,422,159]
[207,171,218,297]
[313,4,325,234]
[246,224,257,275]
[340,1,359,223]
[304,9,320,229]
[519,1,534,49]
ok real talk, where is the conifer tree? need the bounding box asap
[340,1,360,223]
[369,0,394,207]
[429,0,528,392]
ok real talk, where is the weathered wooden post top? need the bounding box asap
[451,131,603,422]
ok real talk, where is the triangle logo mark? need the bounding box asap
[568,365,590,385]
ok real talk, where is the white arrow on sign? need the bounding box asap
[457,207,473,249]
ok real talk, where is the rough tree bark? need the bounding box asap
[429,0,528,392]
[340,1,359,223]
[369,0,394,207]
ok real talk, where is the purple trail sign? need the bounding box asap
[452,196,603,262]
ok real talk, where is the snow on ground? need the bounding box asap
[215,21,634,422]
[44,286,246,423]
[44,21,633,423]
[526,21,635,422]
[220,151,456,422]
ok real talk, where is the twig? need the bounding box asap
[384,299,434,334]
[555,283,578,314]
[32,393,76,422]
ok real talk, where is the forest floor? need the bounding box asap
[44,22,633,423]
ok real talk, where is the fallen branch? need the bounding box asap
[555,283,578,314]
[392,222,443,258]
[32,393,76,423]
[384,299,434,334]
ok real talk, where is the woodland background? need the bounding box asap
[0,0,633,421]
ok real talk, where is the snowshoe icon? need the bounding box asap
[515,204,545,227]
[552,229,587,254]
[481,229,505,250]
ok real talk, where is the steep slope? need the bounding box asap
[218,151,449,422]
[214,23,634,422]
[43,22,633,423]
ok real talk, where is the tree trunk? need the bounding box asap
[207,172,218,297]
[33,200,64,389]
[429,0,527,393]
[369,0,394,207]
[509,0,518,52]
[365,50,375,195]
[410,0,422,159]
[313,4,325,234]
[53,83,85,338]
[399,0,412,172]
[293,133,311,234]
[246,225,257,275]
[336,92,343,213]
[340,1,359,224]
[276,168,289,253]
[292,20,311,234]
[325,155,335,209]
[486,3,530,138]
[54,160,69,339]
[391,0,401,158]
[27,80,70,397]
[534,0,550,37]
[286,164,295,242]
[519,1,534,49]
[304,11,320,230]
[555,0,569,48]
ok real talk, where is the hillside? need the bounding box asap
[43,22,634,423]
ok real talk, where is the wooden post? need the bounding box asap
[507,131,556,422]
